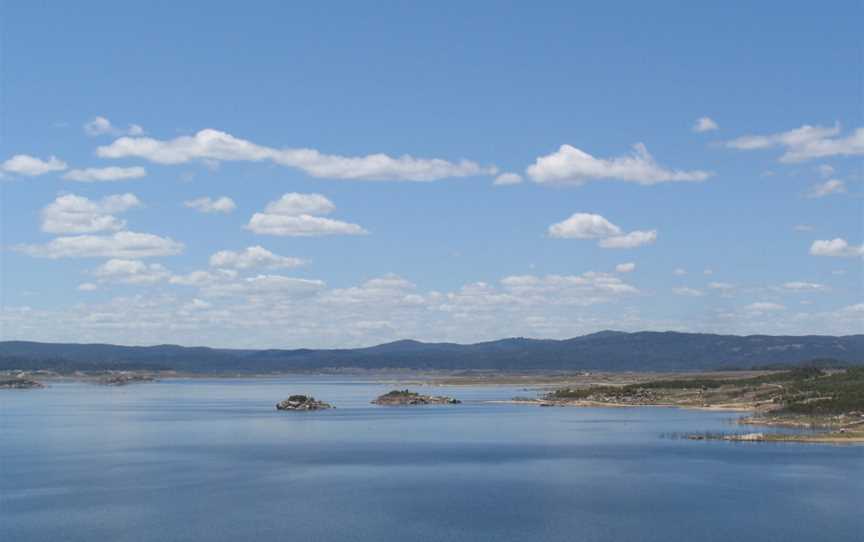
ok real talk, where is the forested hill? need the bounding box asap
[1,331,862,373]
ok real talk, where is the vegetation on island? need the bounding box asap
[0,378,45,389]
[542,368,864,443]
[275,395,333,411]
[372,389,461,405]
[96,373,157,386]
[546,368,864,415]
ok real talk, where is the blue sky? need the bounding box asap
[1,1,862,347]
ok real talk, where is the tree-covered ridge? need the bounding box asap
[1,332,863,373]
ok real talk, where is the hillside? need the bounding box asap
[1,331,862,373]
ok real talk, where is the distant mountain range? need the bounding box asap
[2,331,863,373]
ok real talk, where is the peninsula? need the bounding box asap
[512,368,864,443]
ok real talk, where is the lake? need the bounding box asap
[1,377,862,541]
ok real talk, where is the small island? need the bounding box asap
[96,373,157,386]
[0,378,45,389]
[276,395,333,411]
[372,389,461,406]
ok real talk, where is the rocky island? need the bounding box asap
[0,378,45,389]
[96,373,157,386]
[372,389,461,406]
[275,395,333,411]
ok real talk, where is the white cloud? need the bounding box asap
[794,224,815,232]
[806,179,846,198]
[209,246,305,270]
[186,299,212,310]
[246,193,368,237]
[744,302,786,312]
[673,287,703,297]
[2,154,67,176]
[247,214,368,237]
[598,230,657,249]
[41,193,141,234]
[63,166,146,182]
[93,259,171,284]
[708,281,735,291]
[96,128,495,181]
[184,196,237,214]
[548,213,657,249]
[725,123,864,162]
[810,238,864,258]
[77,283,98,292]
[548,213,622,239]
[527,143,711,186]
[703,269,714,275]
[495,272,639,303]
[15,231,184,259]
[816,164,835,178]
[693,117,719,133]
[263,193,334,216]
[673,268,687,276]
[194,274,326,298]
[84,116,144,137]
[781,281,827,292]
[6,268,862,347]
[615,262,636,273]
[168,270,230,287]
[493,172,523,186]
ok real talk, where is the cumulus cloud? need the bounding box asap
[708,282,735,291]
[673,268,687,276]
[781,281,827,292]
[2,154,67,177]
[615,262,636,273]
[84,116,144,137]
[209,246,305,270]
[62,166,146,182]
[693,117,719,133]
[41,193,141,234]
[548,213,622,239]
[806,179,846,198]
[495,273,638,301]
[96,128,495,181]
[744,302,786,312]
[263,193,334,216]
[598,230,657,249]
[527,143,711,186]
[15,231,183,259]
[816,164,835,178]
[193,274,326,298]
[9,261,863,347]
[493,172,523,185]
[548,213,657,248]
[246,193,368,237]
[810,238,864,258]
[93,259,171,284]
[247,214,368,237]
[725,123,864,162]
[673,287,703,297]
[184,196,237,214]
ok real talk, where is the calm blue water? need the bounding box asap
[1,378,862,542]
